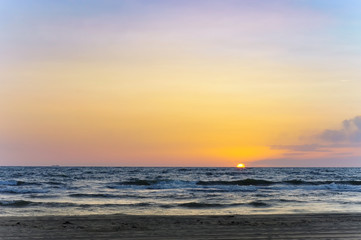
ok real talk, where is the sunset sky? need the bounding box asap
[1,0,361,167]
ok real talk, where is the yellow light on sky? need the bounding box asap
[1,1,361,167]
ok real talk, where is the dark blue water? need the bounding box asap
[1,167,361,216]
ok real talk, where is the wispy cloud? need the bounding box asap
[262,116,361,165]
[251,156,361,167]
[270,144,330,152]
[270,116,361,157]
[319,116,361,143]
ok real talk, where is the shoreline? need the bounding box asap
[1,213,361,239]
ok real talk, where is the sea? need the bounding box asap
[1,167,361,216]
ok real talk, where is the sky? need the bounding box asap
[1,0,361,167]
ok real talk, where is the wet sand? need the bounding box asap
[1,213,361,239]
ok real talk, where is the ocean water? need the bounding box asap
[1,167,361,216]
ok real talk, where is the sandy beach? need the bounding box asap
[1,213,361,239]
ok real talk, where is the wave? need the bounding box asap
[122,179,159,186]
[0,180,39,186]
[0,180,42,186]
[197,179,275,186]
[284,180,361,185]
[0,188,48,194]
[45,181,66,186]
[107,179,197,190]
[177,200,283,209]
[0,200,33,207]
[0,180,21,186]
[0,200,153,208]
[0,200,70,208]
[178,202,227,208]
[28,194,61,199]
[339,181,361,186]
[196,179,361,186]
[0,199,275,210]
[108,179,160,187]
[46,174,70,178]
[69,193,121,198]
[248,201,270,207]
[171,201,270,209]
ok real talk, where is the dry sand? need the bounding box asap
[1,213,361,239]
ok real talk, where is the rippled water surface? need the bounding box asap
[1,167,361,216]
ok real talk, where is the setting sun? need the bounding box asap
[236,163,246,168]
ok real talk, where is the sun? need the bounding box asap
[236,163,245,168]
